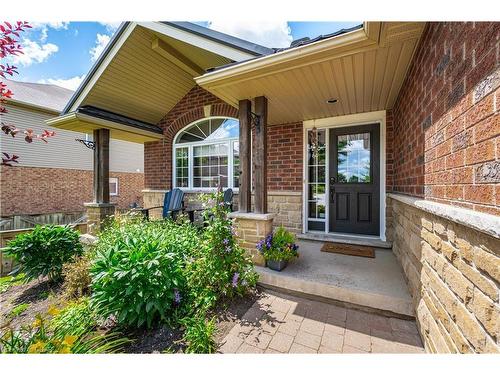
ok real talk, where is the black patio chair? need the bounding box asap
[140,188,185,220]
[223,188,234,212]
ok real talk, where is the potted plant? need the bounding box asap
[256,226,299,271]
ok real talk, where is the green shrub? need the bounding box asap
[185,191,258,313]
[0,298,129,354]
[181,313,216,354]
[4,225,83,281]
[257,226,299,262]
[62,253,93,299]
[90,219,201,328]
[89,190,258,348]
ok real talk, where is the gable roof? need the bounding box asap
[61,21,272,117]
[163,22,274,57]
[206,23,364,73]
[5,79,74,113]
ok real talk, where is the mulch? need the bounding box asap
[0,277,65,334]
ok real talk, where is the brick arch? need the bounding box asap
[164,103,238,144]
[144,84,238,190]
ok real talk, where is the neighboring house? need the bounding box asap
[0,80,144,223]
[48,22,499,353]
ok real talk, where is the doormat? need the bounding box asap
[320,242,375,258]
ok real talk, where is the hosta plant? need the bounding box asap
[4,225,83,281]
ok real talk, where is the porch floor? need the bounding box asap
[256,240,414,317]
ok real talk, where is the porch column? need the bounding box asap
[229,96,273,267]
[85,128,115,234]
[253,96,268,214]
[93,128,110,203]
[238,99,252,212]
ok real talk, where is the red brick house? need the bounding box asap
[0,80,144,228]
[48,22,499,353]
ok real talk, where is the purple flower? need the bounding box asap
[232,272,239,287]
[218,202,225,207]
[223,238,230,245]
[256,239,264,252]
[173,289,181,305]
[231,226,237,236]
[225,246,232,253]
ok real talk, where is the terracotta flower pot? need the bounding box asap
[266,259,288,271]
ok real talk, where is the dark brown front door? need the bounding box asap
[329,123,380,235]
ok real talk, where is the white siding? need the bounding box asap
[0,104,143,173]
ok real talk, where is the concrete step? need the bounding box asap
[255,239,415,318]
[257,266,414,318]
[297,233,392,249]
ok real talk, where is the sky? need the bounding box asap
[6,21,361,92]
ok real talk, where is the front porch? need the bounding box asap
[256,240,414,317]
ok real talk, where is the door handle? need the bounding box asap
[330,188,335,203]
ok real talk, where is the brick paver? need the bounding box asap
[218,290,425,354]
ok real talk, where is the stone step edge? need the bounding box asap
[257,269,415,319]
[297,233,393,249]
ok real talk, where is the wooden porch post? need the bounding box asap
[238,99,252,212]
[93,128,110,204]
[253,96,268,214]
[85,128,114,235]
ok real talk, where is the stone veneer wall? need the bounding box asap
[143,190,302,233]
[387,194,499,353]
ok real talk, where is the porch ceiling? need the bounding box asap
[196,22,426,125]
[63,22,240,125]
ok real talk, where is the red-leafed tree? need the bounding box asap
[1,21,55,166]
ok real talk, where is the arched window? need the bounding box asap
[173,117,239,189]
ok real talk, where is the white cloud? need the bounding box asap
[10,39,58,67]
[89,33,111,62]
[31,22,70,42]
[38,75,84,91]
[207,20,292,48]
[99,22,122,34]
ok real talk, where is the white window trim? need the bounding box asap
[109,177,119,196]
[172,116,240,192]
[302,110,387,241]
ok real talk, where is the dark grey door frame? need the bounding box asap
[328,123,380,236]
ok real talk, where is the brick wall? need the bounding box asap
[145,85,237,190]
[388,196,499,353]
[145,85,304,194]
[391,22,500,215]
[267,122,303,191]
[0,166,143,216]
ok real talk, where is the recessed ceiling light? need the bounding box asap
[326,98,338,104]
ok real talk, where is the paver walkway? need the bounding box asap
[218,290,424,354]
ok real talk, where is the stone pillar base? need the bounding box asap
[84,202,116,235]
[229,212,274,266]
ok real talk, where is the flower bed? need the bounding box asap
[0,190,258,354]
